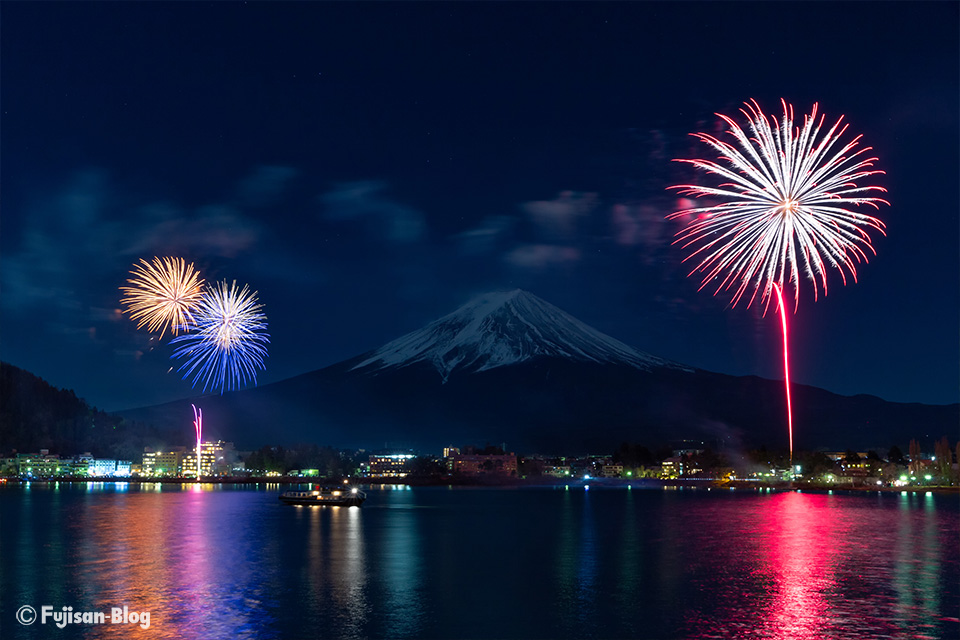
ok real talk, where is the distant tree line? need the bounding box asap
[242,444,360,476]
[610,438,959,485]
[0,362,159,461]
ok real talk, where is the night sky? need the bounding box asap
[2,2,957,411]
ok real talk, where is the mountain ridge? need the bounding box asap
[350,289,688,381]
[0,362,160,458]
[106,290,959,453]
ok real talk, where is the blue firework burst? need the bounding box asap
[170,280,270,393]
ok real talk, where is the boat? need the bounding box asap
[279,486,367,507]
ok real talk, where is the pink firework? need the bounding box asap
[668,99,888,462]
[668,98,888,312]
[192,404,202,480]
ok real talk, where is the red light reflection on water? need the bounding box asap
[680,491,845,639]
[758,491,837,639]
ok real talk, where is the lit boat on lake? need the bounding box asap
[279,486,367,507]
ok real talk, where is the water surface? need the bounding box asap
[2,483,957,639]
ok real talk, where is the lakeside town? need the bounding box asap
[3,436,958,491]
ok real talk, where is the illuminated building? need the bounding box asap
[544,465,572,478]
[823,451,869,462]
[660,457,683,479]
[141,448,186,477]
[443,446,460,459]
[450,452,517,476]
[200,440,236,475]
[140,441,235,477]
[442,447,461,471]
[5,452,129,478]
[601,464,624,478]
[367,453,416,478]
[14,452,61,477]
[181,450,216,478]
[87,459,132,477]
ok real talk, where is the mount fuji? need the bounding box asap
[351,290,686,380]
[118,290,958,454]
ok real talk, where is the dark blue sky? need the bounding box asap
[2,2,958,410]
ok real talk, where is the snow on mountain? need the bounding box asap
[351,289,688,380]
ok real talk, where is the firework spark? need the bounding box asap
[170,280,270,394]
[119,257,205,338]
[668,99,888,311]
[668,99,889,463]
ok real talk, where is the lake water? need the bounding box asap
[2,482,958,639]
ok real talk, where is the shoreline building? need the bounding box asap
[0,450,131,478]
[366,453,416,478]
[449,452,518,476]
[141,441,237,477]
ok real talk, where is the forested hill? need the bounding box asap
[0,362,158,459]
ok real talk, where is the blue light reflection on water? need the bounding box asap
[1,483,958,639]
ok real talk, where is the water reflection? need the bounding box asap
[2,484,957,640]
[680,490,959,640]
[380,488,423,638]
[893,492,943,637]
[760,492,836,639]
[338,507,368,631]
[554,487,578,631]
[3,483,277,640]
[615,487,640,614]
[299,505,368,639]
[576,489,598,621]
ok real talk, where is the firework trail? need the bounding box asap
[192,404,203,479]
[668,98,888,312]
[668,99,888,461]
[120,257,204,338]
[170,280,270,394]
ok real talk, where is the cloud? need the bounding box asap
[321,180,425,243]
[456,191,598,272]
[121,203,260,258]
[3,170,112,314]
[1,168,264,327]
[237,165,299,208]
[454,216,516,255]
[611,203,668,246]
[521,190,598,242]
[504,244,581,269]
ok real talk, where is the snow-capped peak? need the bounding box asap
[350,289,685,380]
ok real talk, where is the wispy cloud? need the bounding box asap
[454,215,516,255]
[121,203,260,258]
[522,190,598,242]
[1,168,265,333]
[321,180,425,244]
[610,202,670,265]
[504,244,581,269]
[237,165,299,208]
[490,191,599,271]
